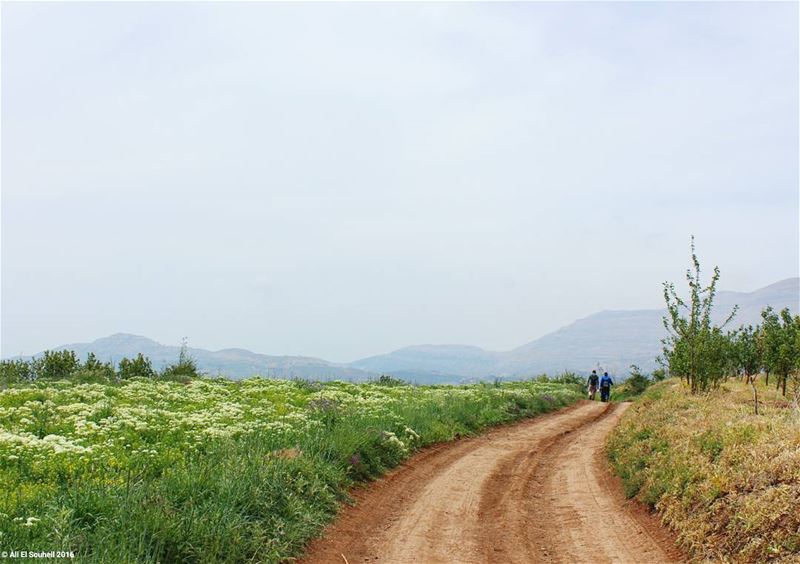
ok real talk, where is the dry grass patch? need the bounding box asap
[607,378,800,562]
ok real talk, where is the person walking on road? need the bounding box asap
[599,372,614,402]
[587,370,599,400]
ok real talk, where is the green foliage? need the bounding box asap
[651,368,667,382]
[625,365,651,396]
[610,365,654,401]
[34,350,82,380]
[160,338,202,382]
[72,353,116,384]
[84,352,113,374]
[729,325,760,380]
[553,370,583,387]
[760,307,800,396]
[117,353,156,380]
[661,238,737,393]
[0,359,35,386]
[374,374,407,387]
[2,346,203,387]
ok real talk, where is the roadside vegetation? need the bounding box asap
[0,363,581,563]
[610,365,666,401]
[608,239,799,561]
[660,239,799,407]
[1,339,202,388]
[607,379,799,561]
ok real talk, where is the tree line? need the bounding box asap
[661,239,799,411]
[0,341,201,387]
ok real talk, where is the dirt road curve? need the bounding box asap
[301,401,685,564]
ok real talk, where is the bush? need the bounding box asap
[118,354,156,379]
[34,350,81,380]
[623,365,651,397]
[0,359,35,386]
[651,368,667,382]
[160,339,201,382]
[374,375,407,387]
[553,371,583,387]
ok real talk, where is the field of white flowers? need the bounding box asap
[0,376,581,563]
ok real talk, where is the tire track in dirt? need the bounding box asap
[300,401,684,564]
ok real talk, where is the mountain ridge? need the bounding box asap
[351,277,799,379]
[7,277,797,384]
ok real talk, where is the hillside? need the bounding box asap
[350,345,501,382]
[352,277,799,379]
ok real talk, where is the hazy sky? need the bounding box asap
[2,2,798,362]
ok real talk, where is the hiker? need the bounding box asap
[587,370,599,400]
[599,372,614,402]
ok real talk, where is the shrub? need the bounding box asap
[553,371,583,387]
[374,374,407,387]
[624,365,651,396]
[0,359,35,385]
[34,350,82,380]
[118,353,156,379]
[160,338,201,382]
[651,368,667,382]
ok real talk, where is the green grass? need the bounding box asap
[0,377,581,563]
[606,378,800,562]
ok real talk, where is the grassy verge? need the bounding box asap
[0,377,581,563]
[606,378,800,561]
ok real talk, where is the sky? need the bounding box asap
[1,2,798,362]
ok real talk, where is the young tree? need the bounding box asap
[761,307,800,397]
[161,337,201,381]
[755,324,771,387]
[731,326,761,383]
[731,325,762,414]
[661,238,737,393]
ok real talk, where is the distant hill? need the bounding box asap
[20,333,376,381]
[351,345,500,382]
[350,277,799,380]
[9,278,797,383]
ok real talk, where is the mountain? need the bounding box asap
[29,333,376,381]
[351,345,501,381]
[350,277,799,380]
[715,278,800,324]
[9,278,797,383]
[500,309,665,376]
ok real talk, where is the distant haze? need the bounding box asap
[2,2,798,361]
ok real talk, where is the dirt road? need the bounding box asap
[301,401,684,564]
